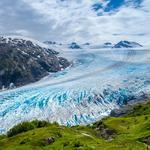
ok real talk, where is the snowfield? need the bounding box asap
[0,47,150,134]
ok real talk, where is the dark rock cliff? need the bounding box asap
[0,36,70,88]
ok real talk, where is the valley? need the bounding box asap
[0,39,149,134]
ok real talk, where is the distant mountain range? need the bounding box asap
[44,41,62,46]
[44,40,143,49]
[0,36,70,89]
[68,42,81,49]
[90,41,143,49]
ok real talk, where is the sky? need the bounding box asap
[0,0,150,45]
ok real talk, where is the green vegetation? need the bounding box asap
[7,120,51,137]
[0,101,150,150]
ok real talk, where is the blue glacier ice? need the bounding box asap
[0,48,150,134]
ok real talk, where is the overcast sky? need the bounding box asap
[0,0,150,45]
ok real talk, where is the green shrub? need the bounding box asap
[55,131,62,137]
[63,141,70,147]
[7,120,51,137]
[73,141,83,148]
[0,135,6,140]
[53,121,59,126]
[144,116,148,120]
[19,138,30,145]
[7,122,35,137]
[31,120,49,128]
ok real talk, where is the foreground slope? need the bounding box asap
[0,100,149,150]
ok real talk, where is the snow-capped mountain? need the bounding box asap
[103,42,114,48]
[89,41,143,49]
[44,41,62,46]
[83,42,90,46]
[43,40,143,50]
[44,41,82,49]
[88,42,114,49]
[68,42,82,49]
[0,36,70,89]
[113,41,143,48]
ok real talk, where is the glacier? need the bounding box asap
[0,48,150,134]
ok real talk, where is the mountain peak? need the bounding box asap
[69,42,81,49]
[113,40,143,48]
[0,36,70,89]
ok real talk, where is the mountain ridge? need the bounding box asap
[0,36,70,89]
[44,40,143,49]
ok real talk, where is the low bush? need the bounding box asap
[73,141,83,148]
[7,122,35,137]
[32,120,49,128]
[7,120,51,137]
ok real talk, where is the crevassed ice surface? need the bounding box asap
[0,48,150,134]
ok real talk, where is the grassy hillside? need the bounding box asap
[0,101,150,150]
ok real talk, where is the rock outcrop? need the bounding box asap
[0,36,70,89]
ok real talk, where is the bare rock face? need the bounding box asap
[0,36,70,88]
[93,121,116,141]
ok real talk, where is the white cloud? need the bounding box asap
[1,0,150,45]
[14,29,32,37]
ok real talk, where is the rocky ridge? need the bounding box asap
[0,36,70,89]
